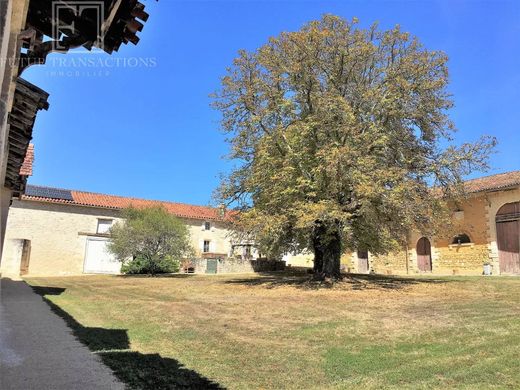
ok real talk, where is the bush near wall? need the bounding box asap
[121,256,180,275]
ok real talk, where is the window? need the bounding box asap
[245,245,252,257]
[452,233,471,245]
[204,221,211,231]
[203,240,210,253]
[97,219,113,234]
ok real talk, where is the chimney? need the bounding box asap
[218,204,226,218]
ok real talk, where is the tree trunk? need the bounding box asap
[313,237,324,274]
[312,221,341,279]
[147,255,157,276]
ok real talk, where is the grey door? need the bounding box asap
[206,259,218,274]
[357,250,369,273]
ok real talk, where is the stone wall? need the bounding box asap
[370,251,409,275]
[283,251,313,267]
[434,244,489,275]
[340,250,409,275]
[0,238,24,278]
[2,187,518,277]
[0,186,12,259]
[365,192,514,276]
[0,199,237,277]
[186,218,233,257]
[187,258,285,274]
[0,0,31,260]
[1,200,124,276]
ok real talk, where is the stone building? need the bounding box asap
[0,184,251,277]
[285,171,520,276]
[2,171,519,277]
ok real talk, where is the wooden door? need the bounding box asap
[416,237,432,272]
[496,202,520,274]
[19,240,31,275]
[357,250,369,273]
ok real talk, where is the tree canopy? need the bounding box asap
[213,15,495,278]
[108,206,193,275]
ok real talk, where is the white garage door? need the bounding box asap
[83,238,121,274]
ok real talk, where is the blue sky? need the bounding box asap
[24,0,520,205]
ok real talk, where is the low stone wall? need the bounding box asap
[371,251,409,275]
[185,258,286,274]
[434,244,489,275]
[362,244,491,276]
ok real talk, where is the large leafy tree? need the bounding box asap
[213,15,495,278]
[108,206,193,275]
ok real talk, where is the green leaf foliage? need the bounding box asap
[108,206,193,275]
[120,255,180,275]
[212,15,495,276]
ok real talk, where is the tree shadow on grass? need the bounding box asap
[116,273,198,279]
[31,285,224,389]
[224,269,448,291]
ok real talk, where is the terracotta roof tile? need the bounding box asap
[19,144,34,176]
[22,185,229,221]
[464,170,520,193]
[20,170,519,220]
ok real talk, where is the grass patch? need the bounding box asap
[26,272,520,389]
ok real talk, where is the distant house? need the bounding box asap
[0,185,257,276]
[284,171,520,276]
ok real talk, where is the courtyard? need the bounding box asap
[26,271,520,389]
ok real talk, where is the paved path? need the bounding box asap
[0,278,124,390]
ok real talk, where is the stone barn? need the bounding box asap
[284,171,520,276]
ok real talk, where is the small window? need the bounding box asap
[97,219,113,234]
[204,221,211,231]
[452,233,471,245]
[245,245,252,257]
[203,240,210,253]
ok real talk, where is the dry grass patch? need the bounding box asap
[26,271,520,389]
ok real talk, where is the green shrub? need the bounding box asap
[121,255,180,275]
[107,206,193,276]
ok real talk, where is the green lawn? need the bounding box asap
[26,271,520,389]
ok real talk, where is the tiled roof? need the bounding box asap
[20,171,519,220]
[19,144,34,176]
[21,185,229,221]
[464,170,520,193]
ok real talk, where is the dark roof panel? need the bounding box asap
[25,185,73,201]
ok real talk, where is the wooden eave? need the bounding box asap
[18,0,150,74]
[5,78,49,193]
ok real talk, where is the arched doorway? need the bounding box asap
[357,250,369,274]
[416,237,432,272]
[496,202,520,274]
